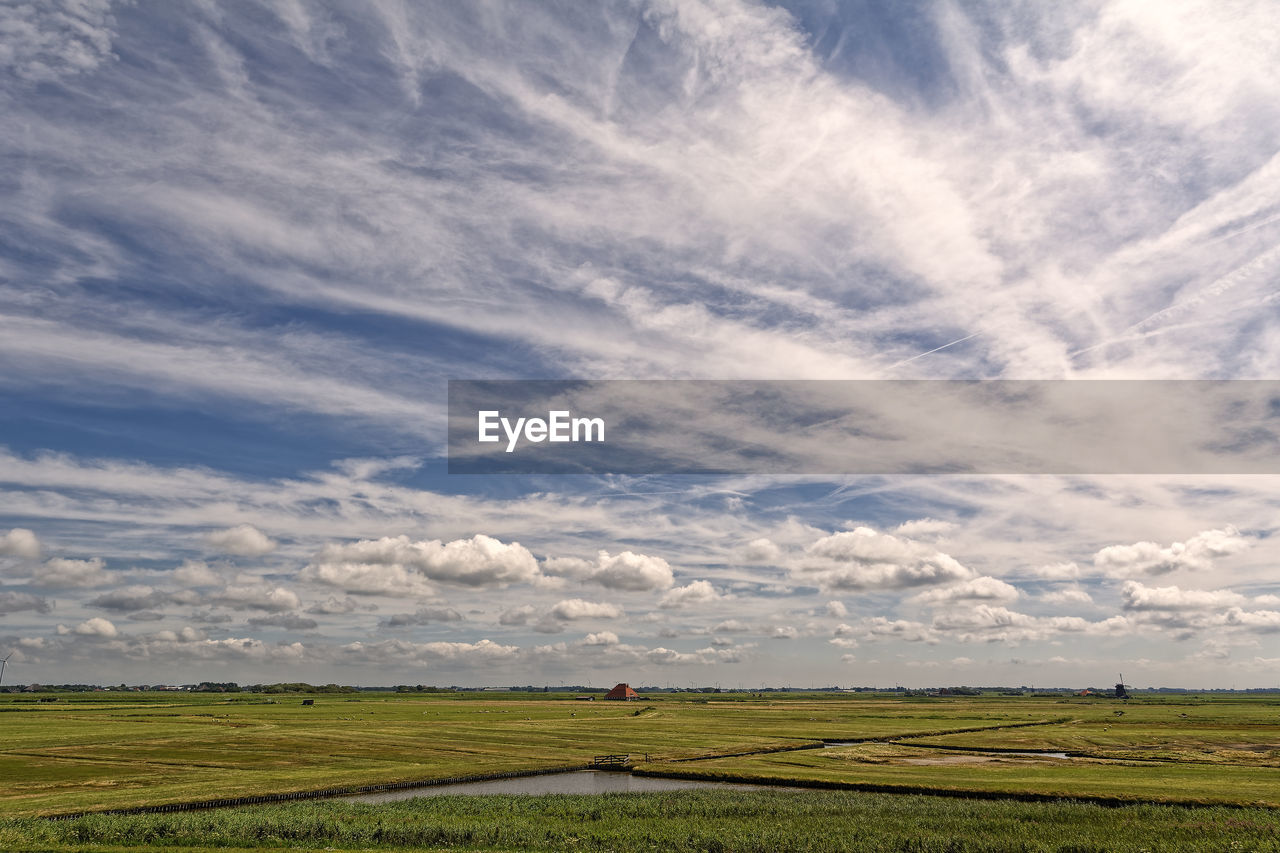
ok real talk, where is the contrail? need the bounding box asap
[887,331,981,370]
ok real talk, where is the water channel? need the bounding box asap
[345,770,802,803]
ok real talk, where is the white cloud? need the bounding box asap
[309,534,540,588]
[1031,562,1083,580]
[37,557,108,588]
[172,559,220,586]
[910,576,1020,606]
[1223,608,1280,634]
[212,584,300,613]
[659,579,721,609]
[740,537,782,562]
[73,617,117,638]
[1094,526,1248,576]
[543,549,674,591]
[1040,585,1094,605]
[517,599,626,634]
[547,599,622,621]
[299,560,434,597]
[582,630,620,646]
[0,527,42,559]
[339,638,520,665]
[825,600,848,618]
[893,519,956,540]
[204,524,277,556]
[862,617,938,645]
[799,527,973,591]
[1120,580,1246,611]
[498,604,539,626]
[382,607,464,627]
[305,595,372,615]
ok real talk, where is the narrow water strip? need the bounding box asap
[345,770,801,803]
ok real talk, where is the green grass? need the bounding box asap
[2,691,1278,818]
[5,790,1280,852]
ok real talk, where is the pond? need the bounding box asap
[345,770,798,803]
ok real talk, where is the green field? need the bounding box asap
[2,690,1278,850]
[5,790,1280,852]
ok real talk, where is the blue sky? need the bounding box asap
[2,0,1280,688]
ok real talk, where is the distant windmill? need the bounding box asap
[1114,673,1130,700]
[0,652,11,690]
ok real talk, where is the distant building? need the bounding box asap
[604,683,640,701]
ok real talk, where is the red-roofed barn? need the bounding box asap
[603,683,639,701]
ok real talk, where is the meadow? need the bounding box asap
[1,690,1277,851]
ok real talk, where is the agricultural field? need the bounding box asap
[1,690,1278,851]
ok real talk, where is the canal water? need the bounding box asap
[346,770,797,803]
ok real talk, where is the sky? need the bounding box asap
[2,0,1280,689]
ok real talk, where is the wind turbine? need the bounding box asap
[0,652,11,689]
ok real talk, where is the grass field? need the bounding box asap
[5,790,1280,852]
[2,690,1278,850]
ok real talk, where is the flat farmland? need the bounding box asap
[2,691,1278,817]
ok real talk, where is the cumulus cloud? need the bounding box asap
[582,630,620,646]
[1032,562,1084,580]
[1120,580,1246,611]
[659,579,721,609]
[1094,526,1248,576]
[740,537,782,562]
[1223,608,1280,634]
[548,599,621,620]
[308,534,540,588]
[72,617,117,638]
[382,606,464,627]
[543,549,674,591]
[862,617,938,644]
[825,600,848,618]
[0,591,52,615]
[531,599,624,634]
[339,638,519,666]
[1040,586,1094,606]
[799,527,973,591]
[893,519,956,540]
[498,604,539,626]
[0,528,42,559]
[204,524,278,556]
[36,557,108,588]
[173,559,220,586]
[909,576,1020,606]
[930,606,1125,645]
[300,560,434,597]
[88,585,181,612]
[212,584,300,612]
[305,595,371,615]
